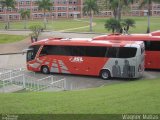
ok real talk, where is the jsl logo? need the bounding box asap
[69,57,83,63]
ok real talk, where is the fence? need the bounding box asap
[48,78,66,91]
[0,68,66,93]
[24,75,66,91]
[0,68,12,74]
[0,68,25,80]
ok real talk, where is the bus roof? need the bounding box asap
[31,37,143,47]
[93,30,160,41]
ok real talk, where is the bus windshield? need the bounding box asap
[27,45,40,62]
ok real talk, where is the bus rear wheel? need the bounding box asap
[100,70,111,80]
[41,66,50,74]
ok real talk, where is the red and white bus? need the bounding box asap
[26,38,144,79]
[93,30,160,69]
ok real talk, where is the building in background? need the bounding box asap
[0,0,160,21]
[0,0,83,21]
[96,0,160,17]
[130,1,160,16]
[95,0,112,17]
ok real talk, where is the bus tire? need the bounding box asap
[100,70,111,80]
[41,66,50,74]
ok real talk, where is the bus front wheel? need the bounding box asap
[41,66,50,74]
[100,70,111,80]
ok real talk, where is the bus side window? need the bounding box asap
[150,41,160,51]
[85,46,106,57]
[144,41,151,50]
[40,45,48,56]
[71,46,85,56]
[106,47,117,58]
[62,46,72,56]
[145,41,160,51]
[45,46,72,56]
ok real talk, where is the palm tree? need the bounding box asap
[105,18,121,33]
[105,0,133,20]
[0,0,16,29]
[121,19,135,33]
[139,0,160,33]
[36,0,53,29]
[83,0,99,32]
[19,10,30,29]
[106,0,118,19]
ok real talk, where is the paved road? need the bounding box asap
[41,31,103,38]
[0,30,103,38]
[0,54,26,68]
[0,30,102,54]
[0,54,160,91]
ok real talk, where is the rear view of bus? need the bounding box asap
[26,38,144,80]
[102,41,145,79]
[93,31,160,70]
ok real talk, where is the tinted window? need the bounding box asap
[118,47,137,58]
[40,45,72,56]
[71,46,86,56]
[145,41,160,51]
[106,47,137,58]
[40,45,137,58]
[106,47,117,58]
[27,45,40,61]
[85,46,107,57]
[40,45,48,56]
[40,45,107,57]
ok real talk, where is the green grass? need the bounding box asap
[74,16,160,33]
[129,17,160,33]
[0,34,26,44]
[0,19,89,31]
[1,17,159,33]
[47,19,89,30]
[0,79,160,114]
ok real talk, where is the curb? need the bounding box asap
[0,52,26,55]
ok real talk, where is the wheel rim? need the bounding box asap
[43,67,48,73]
[102,71,109,79]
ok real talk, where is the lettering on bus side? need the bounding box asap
[69,57,84,63]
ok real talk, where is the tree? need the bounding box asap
[36,0,53,29]
[105,0,133,20]
[121,18,135,33]
[0,0,16,29]
[83,0,99,32]
[29,24,43,42]
[104,18,121,33]
[105,18,135,34]
[19,10,30,29]
[105,0,118,19]
[139,0,160,33]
